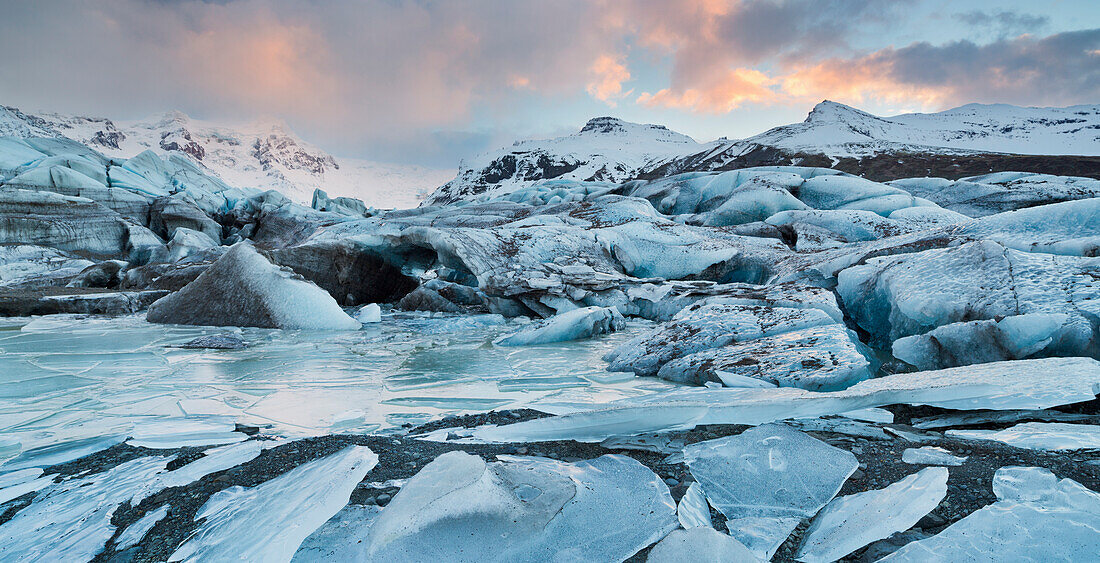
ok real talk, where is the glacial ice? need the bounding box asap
[837,239,1100,349]
[147,242,361,330]
[606,301,836,376]
[292,504,383,562]
[0,473,53,504]
[363,451,677,562]
[880,466,1100,561]
[684,425,857,557]
[125,416,246,449]
[169,445,377,563]
[165,227,218,263]
[356,303,382,323]
[889,172,1100,216]
[0,455,170,561]
[901,446,967,466]
[646,527,760,563]
[798,174,924,215]
[1,434,127,471]
[497,306,624,346]
[677,481,713,529]
[114,504,170,551]
[891,313,1083,370]
[656,323,871,390]
[795,467,948,562]
[142,441,262,495]
[946,422,1100,451]
[473,358,1100,443]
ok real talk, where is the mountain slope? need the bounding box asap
[424,117,702,205]
[0,107,453,208]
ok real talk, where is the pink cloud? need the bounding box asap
[587,55,633,106]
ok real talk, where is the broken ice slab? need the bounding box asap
[1,434,126,471]
[911,408,1097,429]
[785,417,890,439]
[379,396,511,410]
[0,467,42,489]
[880,466,1100,561]
[677,482,712,529]
[795,467,948,562]
[840,407,894,423]
[362,451,677,562]
[497,375,590,392]
[902,446,967,466]
[496,306,624,346]
[0,474,53,504]
[292,504,382,562]
[125,416,246,449]
[602,433,688,454]
[472,358,1100,443]
[169,445,377,563]
[947,422,1100,451]
[684,425,858,558]
[646,527,760,563]
[114,504,170,551]
[0,456,171,561]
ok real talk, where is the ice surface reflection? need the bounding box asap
[0,313,678,457]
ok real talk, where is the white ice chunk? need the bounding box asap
[292,504,383,562]
[0,456,170,561]
[677,482,712,529]
[126,417,246,449]
[684,425,858,557]
[363,451,677,562]
[147,241,361,330]
[841,407,894,423]
[796,467,948,562]
[355,303,382,324]
[0,468,42,489]
[0,475,53,505]
[114,504,170,551]
[140,441,262,500]
[715,371,777,388]
[646,527,761,563]
[169,445,377,563]
[899,445,964,465]
[881,466,1100,561]
[947,422,1100,451]
[497,306,624,346]
[901,446,967,466]
[2,434,127,471]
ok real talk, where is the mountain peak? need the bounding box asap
[805,100,879,124]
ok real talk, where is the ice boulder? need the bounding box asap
[165,227,219,263]
[497,306,624,346]
[656,323,871,390]
[362,451,677,562]
[606,300,836,377]
[147,242,360,330]
[837,240,1100,349]
[889,173,1100,217]
[355,303,382,323]
[798,175,924,216]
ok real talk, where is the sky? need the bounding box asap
[0,0,1097,168]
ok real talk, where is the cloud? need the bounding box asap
[637,68,777,112]
[781,29,1100,109]
[955,10,1050,38]
[587,55,633,106]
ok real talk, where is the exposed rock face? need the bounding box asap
[147,242,360,330]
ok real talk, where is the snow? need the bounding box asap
[147,242,361,330]
[496,306,624,346]
[169,445,377,563]
[796,467,948,562]
[114,504,170,551]
[881,466,1100,561]
[0,455,170,561]
[362,451,677,561]
[677,482,713,529]
[2,105,453,208]
[683,425,858,559]
[946,422,1100,451]
[901,447,967,466]
[646,527,760,563]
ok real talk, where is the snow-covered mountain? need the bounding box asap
[424,117,702,205]
[0,106,453,208]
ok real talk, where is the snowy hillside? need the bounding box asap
[425,116,702,205]
[747,101,1100,158]
[0,106,453,208]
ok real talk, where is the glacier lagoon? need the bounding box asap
[0,312,678,456]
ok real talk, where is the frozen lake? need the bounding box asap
[0,313,679,457]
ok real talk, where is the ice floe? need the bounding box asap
[946,422,1100,451]
[362,451,677,562]
[881,466,1100,561]
[901,446,967,466]
[683,425,858,559]
[795,467,947,562]
[169,445,377,562]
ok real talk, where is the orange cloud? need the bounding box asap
[587,54,633,106]
[780,58,948,110]
[637,67,777,112]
